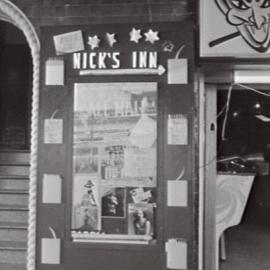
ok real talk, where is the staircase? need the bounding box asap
[0,150,29,270]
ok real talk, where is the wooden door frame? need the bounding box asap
[204,84,217,270]
[199,76,217,270]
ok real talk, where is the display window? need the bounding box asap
[39,20,194,270]
[71,82,157,244]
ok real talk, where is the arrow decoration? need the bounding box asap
[79,65,166,76]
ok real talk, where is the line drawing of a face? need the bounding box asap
[215,0,270,52]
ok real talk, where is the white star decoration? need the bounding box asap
[87,35,100,50]
[129,28,142,43]
[144,29,159,44]
[106,33,117,47]
[86,29,161,49]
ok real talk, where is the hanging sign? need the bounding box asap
[200,0,270,58]
[166,239,187,269]
[73,50,166,76]
[167,114,188,145]
[44,119,63,144]
[53,30,84,55]
[50,25,196,84]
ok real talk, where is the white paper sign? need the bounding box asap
[168,59,188,84]
[128,115,156,148]
[167,180,188,207]
[168,114,188,145]
[53,30,84,55]
[45,58,64,86]
[42,174,62,204]
[124,148,156,179]
[44,119,63,144]
[41,238,61,264]
[166,239,187,269]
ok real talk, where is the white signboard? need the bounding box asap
[53,30,84,55]
[200,0,270,58]
[166,239,187,269]
[167,114,188,145]
[44,119,63,144]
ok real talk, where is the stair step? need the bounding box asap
[0,165,29,176]
[0,241,27,250]
[0,250,26,264]
[0,151,30,164]
[0,222,27,242]
[0,151,29,266]
[0,229,27,242]
[0,242,26,264]
[0,162,29,166]
[0,230,27,242]
[0,177,29,191]
[0,189,28,194]
[0,206,28,223]
[0,175,29,180]
[0,189,29,194]
[0,222,27,229]
[0,193,28,206]
[0,263,26,270]
[0,205,28,210]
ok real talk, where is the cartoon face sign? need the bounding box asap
[215,0,270,52]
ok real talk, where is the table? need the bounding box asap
[215,173,255,270]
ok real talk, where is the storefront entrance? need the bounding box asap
[204,82,270,270]
[38,21,196,270]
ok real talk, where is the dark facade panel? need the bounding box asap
[11,0,193,27]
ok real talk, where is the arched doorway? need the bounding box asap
[0,21,31,149]
[0,1,39,270]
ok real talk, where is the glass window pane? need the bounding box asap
[71,82,157,244]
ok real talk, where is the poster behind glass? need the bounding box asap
[71,83,157,244]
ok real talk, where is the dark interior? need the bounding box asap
[217,86,270,270]
[0,21,32,150]
[217,87,270,225]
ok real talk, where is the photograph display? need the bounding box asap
[72,176,100,231]
[128,203,155,236]
[102,187,125,217]
[71,82,157,242]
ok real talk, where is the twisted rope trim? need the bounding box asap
[0,1,40,270]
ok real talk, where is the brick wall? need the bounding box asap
[11,0,194,27]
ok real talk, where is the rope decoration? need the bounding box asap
[0,1,40,270]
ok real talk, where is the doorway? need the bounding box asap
[0,21,32,150]
[205,83,270,270]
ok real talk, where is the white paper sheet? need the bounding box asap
[53,30,84,55]
[166,239,187,269]
[168,58,188,84]
[167,114,188,145]
[45,58,64,85]
[124,148,156,179]
[42,174,62,204]
[41,238,61,264]
[128,115,156,148]
[167,180,188,207]
[44,119,63,144]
